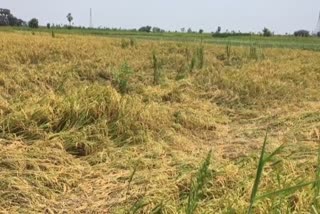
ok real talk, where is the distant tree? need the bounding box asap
[294,30,310,37]
[138,26,152,33]
[199,29,204,34]
[8,15,18,26]
[0,9,25,26]
[28,18,39,28]
[18,19,26,26]
[216,26,221,34]
[262,27,272,37]
[181,27,185,33]
[187,28,192,33]
[317,32,320,37]
[47,23,51,29]
[66,13,73,28]
[152,27,161,33]
[0,16,9,26]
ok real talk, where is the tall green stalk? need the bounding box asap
[186,150,212,214]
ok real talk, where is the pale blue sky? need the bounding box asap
[2,0,320,34]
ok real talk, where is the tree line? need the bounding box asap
[1,8,320,37]
[0,8,25,26]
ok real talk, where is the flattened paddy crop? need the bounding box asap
[0,32,320,213]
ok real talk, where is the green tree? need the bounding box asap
[199,29,204,34]
[216,26,221,34]
[294,30,310,37]
[8,15,18,26]
[28,18,39,28]
[152,27,161,33]
[66,13,73,28]
[262,27,272,37]
[138,26,152,33]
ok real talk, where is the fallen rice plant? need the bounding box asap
[0,32,320,213]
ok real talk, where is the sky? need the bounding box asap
[2,0,320,34]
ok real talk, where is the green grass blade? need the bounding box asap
[151,201,164,214]
[312,205,319,214]
[248,131,268,214]
[186,150,212,214]
[313,142,320,210]
[131,199,149,214]
[256,180,318,201]
[263,143,285,163]
[126,165,138,198]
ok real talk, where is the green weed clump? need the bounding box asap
[116,62,133,94]
[249,45,258,60]
[186,150,212,214]
[196,46,204,69]
[189,56,196,73]
[121,39,130,48]
[130,38,136,47]
[187,46,204,72]
[175,64,188,80]
[152,51,162,85]
[121,38,136,48]
[248,45,263,60]
[226,43,231,59]
[248,132,320,213]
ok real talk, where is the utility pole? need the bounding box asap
[90,8,93,28]
[314,11,320,35]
